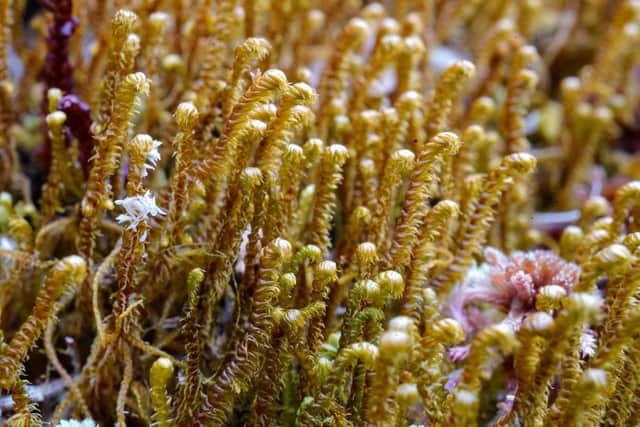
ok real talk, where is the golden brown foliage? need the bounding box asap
[0,1,640,426]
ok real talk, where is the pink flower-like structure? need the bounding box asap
[447,247,580,360]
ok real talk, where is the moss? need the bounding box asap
[1,1,640,426]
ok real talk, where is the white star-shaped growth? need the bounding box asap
[115,190,165,235]
[141,139,162,177]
